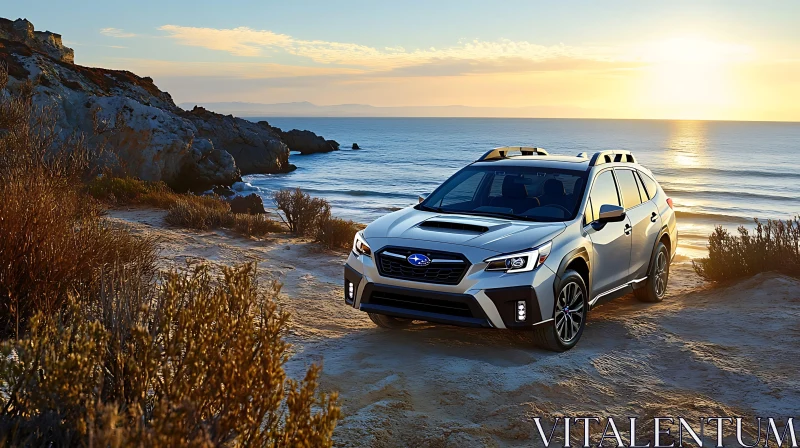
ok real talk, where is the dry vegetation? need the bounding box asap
[273,188,361,250]
[0,65,339,446]
[694,217,800,281]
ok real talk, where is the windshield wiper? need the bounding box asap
[418,204,444,213]
[456,211,538,222]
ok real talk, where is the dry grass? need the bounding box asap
[0,67,158,338]
[694,217,800,281]
[88,176,285,238]
[165,197,284,237]
[316,216,362,251]
[0,264,340,447]
[86,175,225,210]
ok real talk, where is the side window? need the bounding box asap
[637,171,659,200]
[588,171,620,222]
[615,169,643,209]
[633,172,647,202]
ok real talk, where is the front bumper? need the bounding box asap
[344,249,555,329]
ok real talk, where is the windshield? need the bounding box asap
[418,165,588,222]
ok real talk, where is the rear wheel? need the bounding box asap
[533,270,588,352]
[635,242,670,303]
[368,313,413,329]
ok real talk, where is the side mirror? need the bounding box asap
[598,204,626,223]
[418,193,430,204]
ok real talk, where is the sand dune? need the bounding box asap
[107,207,799,447]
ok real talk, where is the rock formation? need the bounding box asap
[0,18,73,63]
[183,106,293,175]
[272,128,340,154]
[0,17,295,191]
[228,193,266,215]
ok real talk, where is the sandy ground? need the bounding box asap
[107,207,800,447]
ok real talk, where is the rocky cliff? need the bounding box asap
[0,18,295,191]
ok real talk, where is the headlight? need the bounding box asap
[484,241,552,273]
[352,231,372,257]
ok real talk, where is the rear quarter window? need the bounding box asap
[637,171,659,200]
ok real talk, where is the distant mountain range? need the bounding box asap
[178,101,604,118]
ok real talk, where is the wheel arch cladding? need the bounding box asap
[556,247,590,297]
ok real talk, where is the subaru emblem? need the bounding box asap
[407,253,431,266]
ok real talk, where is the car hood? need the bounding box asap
[363,207,567,254]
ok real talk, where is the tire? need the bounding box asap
[533,270,588,352]
[634,241,670,303]
[368,313,413,329]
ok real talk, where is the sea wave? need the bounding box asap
[663,188,797,202]
[293,187,413,200]
[655,167,800,179]
[674,210,752,224]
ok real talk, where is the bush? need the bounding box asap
[693,217,800,281]
[316,216,362,251]
[273,188,331,236]
[0,263,340,446]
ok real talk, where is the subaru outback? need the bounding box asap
[343,147,677,351]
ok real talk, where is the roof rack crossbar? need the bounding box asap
[589,150,637,166]
[478,146,549,161]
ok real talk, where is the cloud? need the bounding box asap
[100,27,137,38]
[93,58,365,78]
[157,24,623,72]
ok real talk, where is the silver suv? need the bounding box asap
[343,148,677,351]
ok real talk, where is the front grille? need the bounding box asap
[376,247,470,285]
[369,291,474,318]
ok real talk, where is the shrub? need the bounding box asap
[693,217,800,281]
[0,172,159,338]
[0,263,340,446]
[273,188,331,236]
[316,216,362,251]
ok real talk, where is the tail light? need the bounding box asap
[666,198,674,209]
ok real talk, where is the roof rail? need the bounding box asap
[477,146,549,161]
[589,150,637,166]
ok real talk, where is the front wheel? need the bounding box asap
[368,313,413,329]
[634,242,670,303]
[533,270,588,352]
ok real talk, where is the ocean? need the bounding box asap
[241,118,800,258]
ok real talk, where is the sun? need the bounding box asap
[638,36,750,120]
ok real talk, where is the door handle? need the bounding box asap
[624,224,632,235]
[650,212,658,223]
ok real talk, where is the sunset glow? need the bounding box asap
[8,1,800,121]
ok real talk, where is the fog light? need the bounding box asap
[347,282,354,300]
[516,300,526,322]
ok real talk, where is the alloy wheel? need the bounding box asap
[554,281,584,343]
[654,250,668,298]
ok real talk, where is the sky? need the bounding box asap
[6,1,800,121]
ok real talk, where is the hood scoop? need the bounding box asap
[418,220,489,233]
